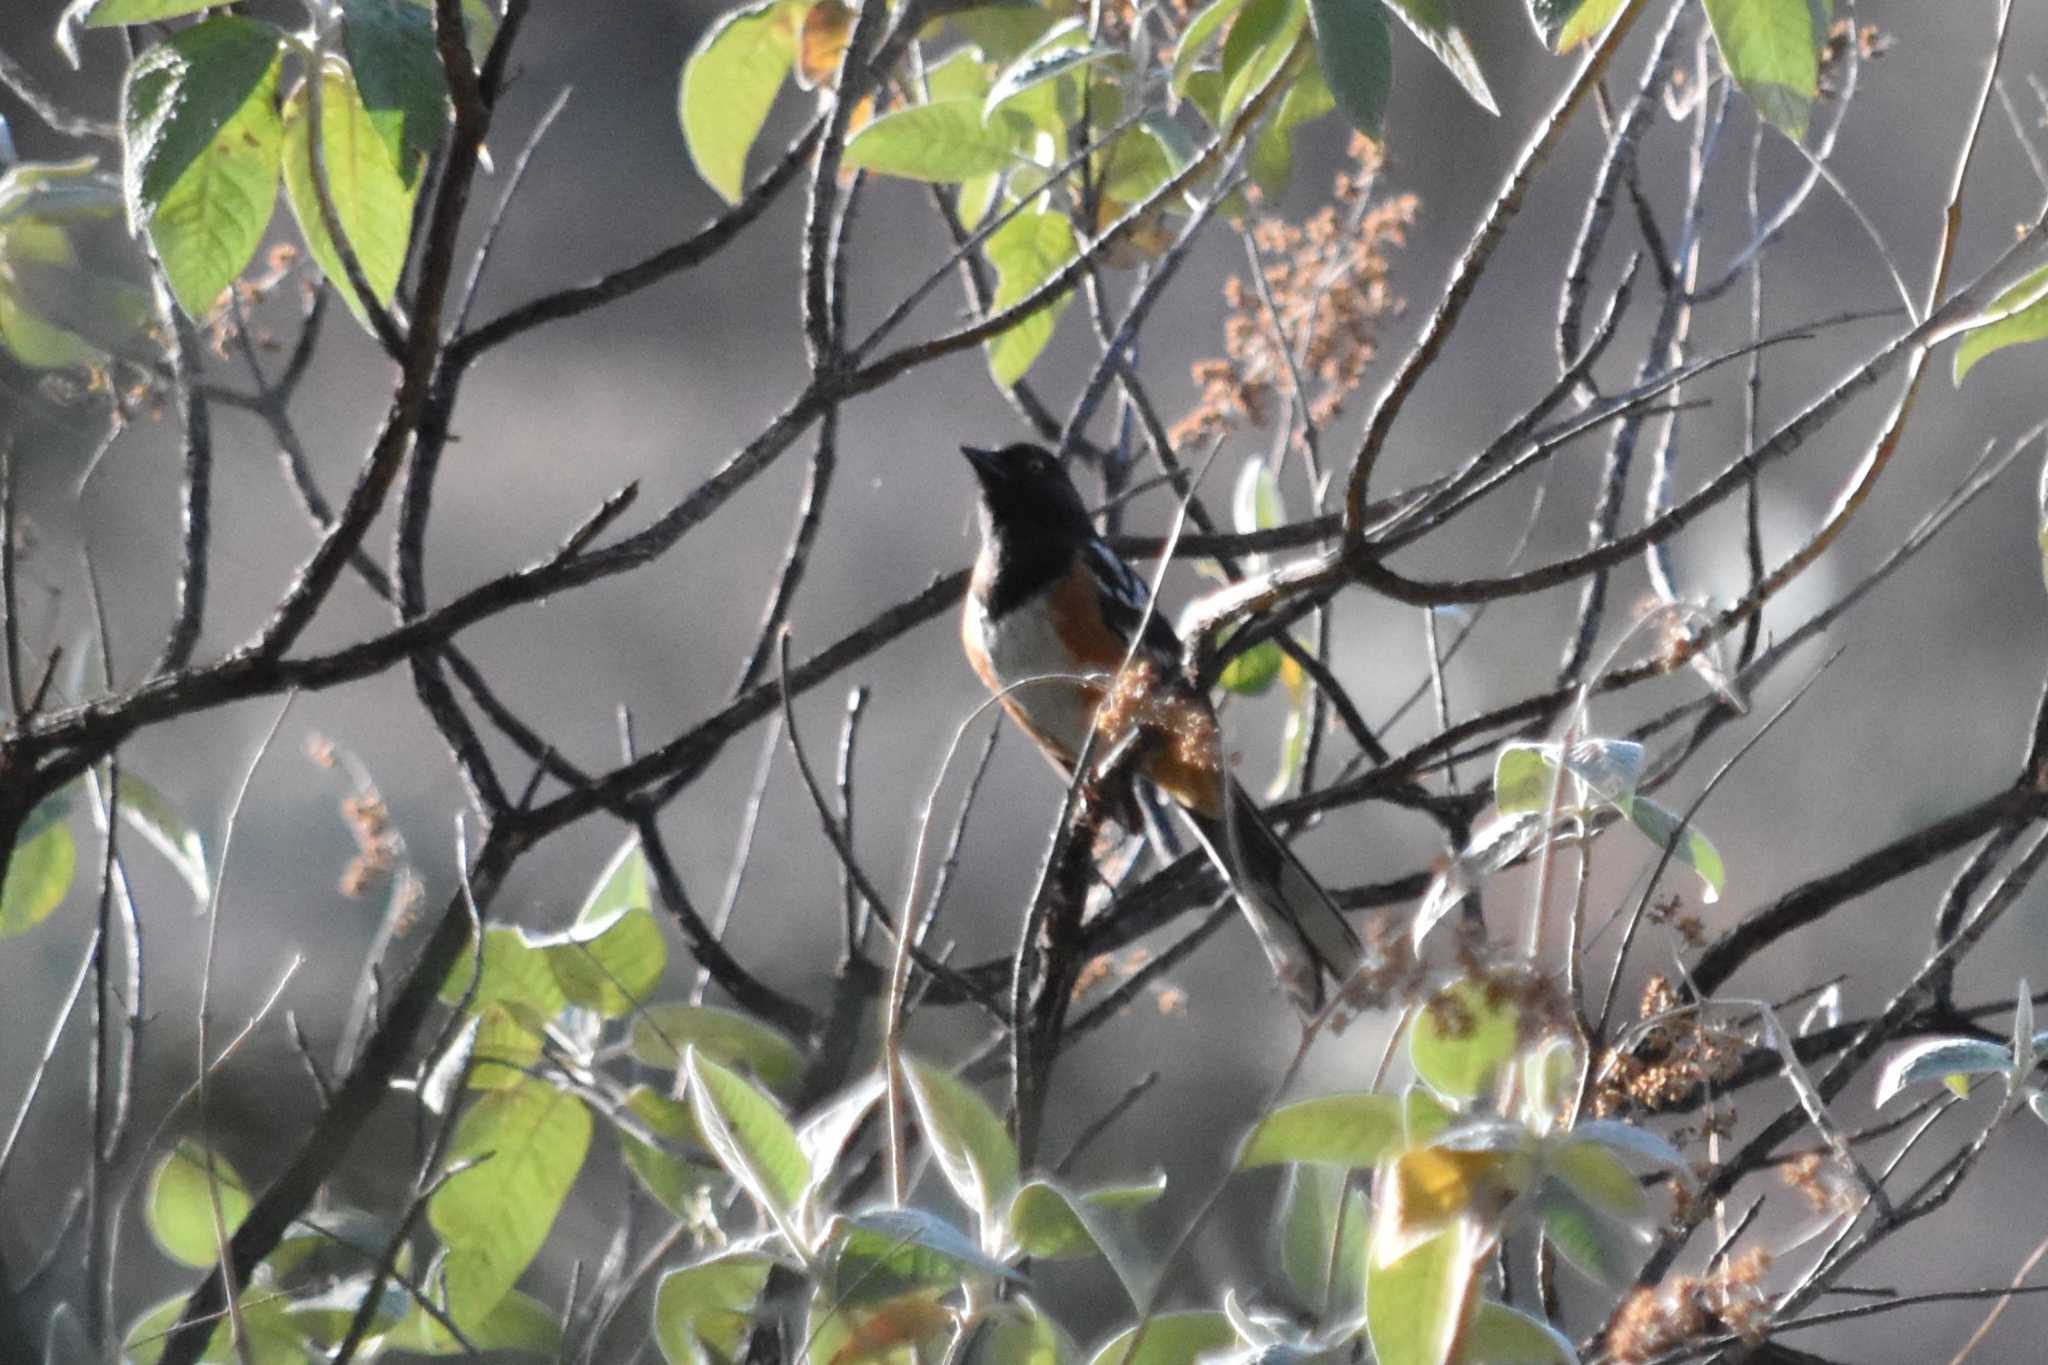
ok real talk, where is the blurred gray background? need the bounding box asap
[6,0,2048,1357]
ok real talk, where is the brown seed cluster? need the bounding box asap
[1172,136,1416,451]
[1092,660,1221,777]
[1592,976,1746,1116]
[1608,1248,1774,1362]
[1820,19,1892,98]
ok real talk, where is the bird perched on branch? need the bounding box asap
[959,442,1362,1013]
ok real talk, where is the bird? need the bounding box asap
[959,441,1363,1013]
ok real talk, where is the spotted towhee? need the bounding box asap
[960,442,1362,1013]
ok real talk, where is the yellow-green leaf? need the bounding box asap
[1239,1092,1403,1168]
[0,819,75,938]
[629,1002,805,1093]
[1365,1224,1480,1365]
[1411,979,1522,1102]
[120,16,284,318]
[654,1252,775,1365]
[983,198,1076,386]
[427,1077,592,1327]
[281,61,417,333]
[845,99,1031,182]
[1703,0,1822,137]
[1953,265,2048,384]
[145,1141,251,1268]
[681,0,802,203]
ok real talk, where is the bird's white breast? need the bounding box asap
[969,595,1101,757]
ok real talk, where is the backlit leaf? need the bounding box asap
[1461,1302,1575,1364]
[1411,979,1521,1102]
[1952,265,2048,384]
[1381,0,1496,114]
[120,16,284,318]
[688,1050,810,1241]
[983,198,1076,386]
[428,1077,592,1326]
[654,1251,775,1365]
[0,819,75,938]
[904,1057,1019,1224]
[1365,1223,1479,1365]
[1239,1092,1403,1168]
[145,1141,251,1268]
[341,0,447,183]
[845,99,1031,182]
[281,62,417,333]
[1085,1311,1235,1365]
[680,0,801,203]
[1703,0,1822,137]
[630,1003,805,1092]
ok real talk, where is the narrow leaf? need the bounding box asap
[1365,1223,1479,1365]
[1874,1037,2015,1107]
[904,1057,1020,1224]
[1952,264,2048,384]
[1310,0,1392,140]
[281,62,418,333]
[1381,0,1496,114]
[687,1051,811,1241]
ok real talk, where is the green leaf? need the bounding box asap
[1220,0,1306,127]
[1365,1224,1479,1365]
[1874,1037,2016,1107]
[1460,1302,1576,1364]
[439,924,567,1017]
[1252,63,1337,195]
[952,4,1066,64]
[1276,1162,1366,1315]
[1098,121,1184,205]
[1085,1311,1236,1365]
[629,1003,806,1093]
[0,819,75,938]
[1008,1174,1163,1299]
[1558,0,1630,50]
[1612,791,1726,903]
[1404,1084,1456,1145]
[1411,979,1522,1103]
[281,62,418,333]
[688,1050,811,1241]
[904,1057,1020,1226]
[1172,0,1252,95]
[1240,1093,1403,1168]
[460,1001,545,1090]
[1549,1140,1645,1220]
[621,1083,718,1215]
[427,1077,593,1326]
[388,1289,563,1357]
[529,845,665,1016]
[654,1251,775,1365]
[966,1300,1070,1365]
[983,198,1076,386]
[116,774,209,908]
[1537,1185,1635,1283]
[1218,638,1285,695]
[121,16,284,318]
[1952,264,2048,384]
[124,1290,306,1364]
[806,1286,953,1365]
[1491,743,1557,814]
[831,1207,1020,1303]
[1305,0,1389,141]
[145,1141,251,1268]
[1703,0,1822,137]
[926,46,994,103]
[80,0,218,25]
[680,0,801,203]
[845,99,1031,182]
[1381,0,1496,114]
[342,0,449,184]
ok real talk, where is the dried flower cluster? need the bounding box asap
[1608,1248,1774,1362]
[1592,975,1747,1115]
[1172,135,1416,450]
[1820,19,1893,98]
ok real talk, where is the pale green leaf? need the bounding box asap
[1252,62,1337,195]
[115,773,209,908]
[145,1141,251,1268]
[629,1003,806,1093]
[905,1057,1020,1224]
[1411,979,1522,1102]
[680,0,801,203]
[120,16,284,318]
[281,62,418,333]
[1460,1302,1576,1364]
[1239,1092,1403,1168]
[1365,1224,1478,1365]
[1275,1163,1366,1315]
[0,819,75,938]
[1703,0,1822,137]
[654,1252,775,1365]
[1953,265,2048,384]
[1557,0,1628,50]
[1550,1140,1645,1220]
[621,1083,719,1215]
[983,198,1076,386]
[388,1289,563,1357]
[1085,1311,1235,1365]
[831,1207,1019,1303]
[1220,0,1306,127]
[82,0,217,25]
[688,1050,810,1239]
[844,99,1031,182]
[1172,0,1252,95]
[427,1077,592,1326]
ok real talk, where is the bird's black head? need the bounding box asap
[961,443,1093,543]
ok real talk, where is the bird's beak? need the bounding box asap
[960,445,1001,483]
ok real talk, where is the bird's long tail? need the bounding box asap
[1181,780,1362,1014]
